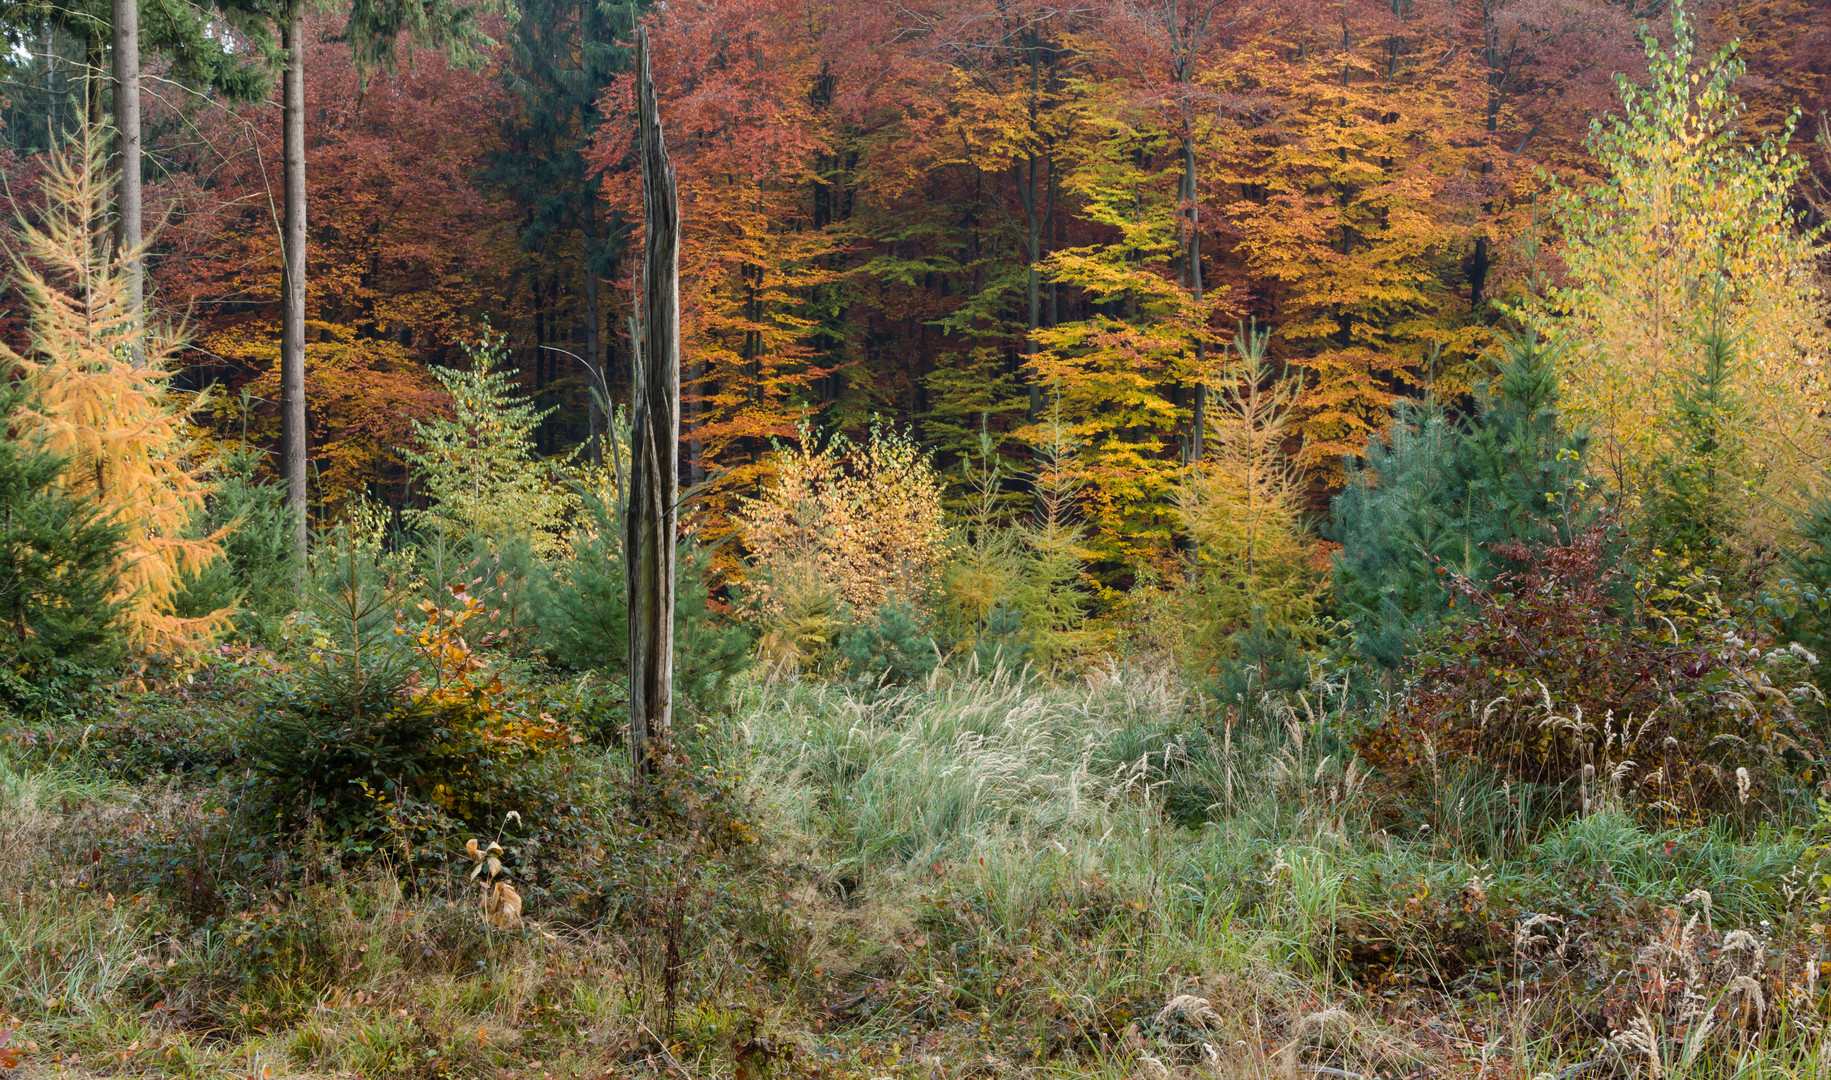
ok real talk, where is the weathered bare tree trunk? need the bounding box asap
[112,0,142,324]
[627,26,679,783]
[281,5,309,572]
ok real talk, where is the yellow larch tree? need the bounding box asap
[1,128,232,653]
[1177,322,1322,655]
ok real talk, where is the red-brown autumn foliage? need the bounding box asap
[1357,523,1827,817]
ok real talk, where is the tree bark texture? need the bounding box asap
[627,26,679,782]
[281,6,309,572]
[112,0,142,323]
[1183,132,1205,463]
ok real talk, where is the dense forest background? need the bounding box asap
[8,0,1826,573]
[11,2,1831,1075]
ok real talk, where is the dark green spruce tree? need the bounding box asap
[0,386,127,712]
[172,445,301,641]
[487,0,638,459]
[533,494,751,708]
[1332,329,1590,666]
[1646,308,1746,565]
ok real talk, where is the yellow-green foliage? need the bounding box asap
[406,333,576,560]
[938,419,1094,667]
[0,127,230,653]
[1521,4,1828,547]
[1178,326,1324,656]
[736,423,948,652]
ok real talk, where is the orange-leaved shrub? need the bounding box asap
[1357,522,1826,819]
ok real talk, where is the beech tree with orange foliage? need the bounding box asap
[590,0,842,525]
[151,16,519,517]
[1206,1,1483,482]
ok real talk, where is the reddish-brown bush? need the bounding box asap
[1357,523,1826,817]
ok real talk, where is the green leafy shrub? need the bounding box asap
[413,529,540,653]
[0,384,126,712]
[240,537,570,841]
[1775,490,1831,696]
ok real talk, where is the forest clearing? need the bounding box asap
[3,0,1831,1076]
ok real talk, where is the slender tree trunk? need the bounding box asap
[1183,132,1205,463]
[85,39,105,140]
[46,20,61,139]
[1045,153,1059,330]
[1024,155,1042,419]
[584,201,604,468]
[628,26,679,783]
[281,6,309,571]
[112,0,142,326]
[687,347,704,488]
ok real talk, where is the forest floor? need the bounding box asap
[5,663,1830,1080]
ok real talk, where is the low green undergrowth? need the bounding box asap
[6,663,1831,1079]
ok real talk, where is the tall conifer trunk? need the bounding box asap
[112,0,142,326]
[281,5,308,570]
[627,26,678,783]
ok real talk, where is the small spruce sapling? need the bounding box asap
[172,443,302,641]
[839,595,939,685]
[534,487,751,706]
[0,384,127,711]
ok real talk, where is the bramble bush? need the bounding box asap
[1357,522,1826,819]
